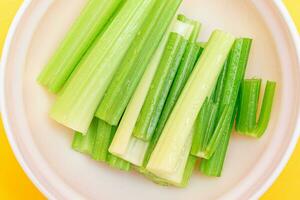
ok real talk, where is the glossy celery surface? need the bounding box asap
[139,154,197,187]
[72,118,98,154]
[95,0,182,125]
[106,127,131,171]
[236,79,262,133]
[72,119,131,171]
[109,18,195,166]
[200,38,252,177]
[92,120,114,161]
[146,30,235,180]
[38,0,123,93]
[236,79,276,138]
[143,44,203,165]
[50,0,158,133]
[133,32,189,141]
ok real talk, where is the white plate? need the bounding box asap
[1,0,300,199]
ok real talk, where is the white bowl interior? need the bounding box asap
[2,0,300,199]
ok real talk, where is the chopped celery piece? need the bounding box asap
[92,120,113,161]
[236,80,276,138]
[147,30,235,178]
[200,109,236,177]
[255,81,276,137]
[109,18,191,166]
[146,130,194,186]
[72,118,98,154]
[202,106,231,159]
[133,29,192,141]
[38,0,123,93]
[191,98,218,158]
[138,154,196,187]
[107,154,131,171]
[143,43,203,166]
[50,0,158,133]
[95,0,182,125]
[200,38,252,176]
[236,79,262,133]
[107,127,131,171]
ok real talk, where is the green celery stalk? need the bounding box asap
[107,127,131,171]
[95,0,182,126]
[38,0,124,93]
[107,154,131,171]
[143,43,203,166]
[109,17,193,166]
[200,107,236,177]
[133,27,193,141]
[92,120,113,161]
[146,30,235,181]
[191,98,219,158]
[72,118,98,154]
[200,38,252,177]
[236,79,262,133]
[50,0,158,133]
[255,81,276,137]
[236,80,276,138]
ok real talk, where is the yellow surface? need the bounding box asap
[0,0,299,199]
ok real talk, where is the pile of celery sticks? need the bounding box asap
[38,0,276,187]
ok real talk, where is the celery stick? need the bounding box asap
[146,30,235,178]
[191,98,219,158]
[95,0,182,125]
[200,38,252,176]
[107,127,131,171]
[201,106,231,159]
[255,81,276,137]
[92,120,113,161]
[109,18,190,166]
[72,118,98,154]
[236,80,276,138]
[38,0,123,93]
[200,108,236,177]
[133,29,192,141]
[50,0,158,133]
[107,154,131,171]
[139,154,196,187]
[236,79,262,133]
[143,43,203,165]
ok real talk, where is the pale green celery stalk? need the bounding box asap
[200,38,252,176]
[236,80,276,138]
[138,146,197,187]
[92,120,113,161]
[109,18,192,166]
[50,0,157,133]
[133,30,191,141]
[107,127,131,171]
[145,128,195,186]
[236,79,262,133]
[146,31,235,180]
[72,118,98,154]
[38,0,123,93]
[143,44,203,166]
[95,0,182,126]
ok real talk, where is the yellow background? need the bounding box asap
[0,0,299,199]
